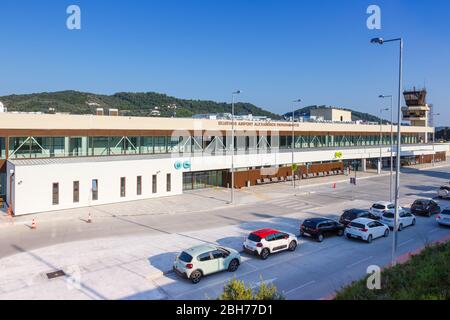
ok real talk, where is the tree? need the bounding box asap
[218,277,284,300]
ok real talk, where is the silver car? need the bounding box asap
[438,185,450,199]
[437,208,450,226]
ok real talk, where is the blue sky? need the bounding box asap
[0,0,449,125]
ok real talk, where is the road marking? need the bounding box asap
[251,278,277,289]
[284,280,316,295]
[428,227,440,234]
[346,256,373,269]
[399,239,414,247]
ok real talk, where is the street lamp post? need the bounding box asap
[371,37,403,266]
[379,95,394,202]
[292,99,302,190]
[379,107,389,175]
[230,90,241,204]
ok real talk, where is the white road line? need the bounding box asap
[346,256,373,269]
[399,239,414,247]
[428,227,440,234]
[284,280,316,295]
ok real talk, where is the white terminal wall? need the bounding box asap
[7,143,449,216]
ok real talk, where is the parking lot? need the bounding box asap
[0,164,449,300]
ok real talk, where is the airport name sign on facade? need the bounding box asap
[218,121,301,128]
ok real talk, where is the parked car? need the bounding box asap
[369,201,395,218]
[411,199,441,217]
[300,218,345,242]
[380,209,416,231]
[344,218,390,243]
[243,228,298,260]
[436,208,450,227]
[438,185,450,199]
[339,209,378,226]
[173,244,241,284]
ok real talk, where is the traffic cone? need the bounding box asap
[87,213,92,223]
[332,183,336,189]
[31,218,37,229]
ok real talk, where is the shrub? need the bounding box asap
[218,277,284,300]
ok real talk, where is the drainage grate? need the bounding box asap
[46,270,66,279]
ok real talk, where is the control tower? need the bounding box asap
[402,88,430,127]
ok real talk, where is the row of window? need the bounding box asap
[2,134,423,159]
[51,174,172,205]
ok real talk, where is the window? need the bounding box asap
[212,250,225,259]
[166,173,171,192]
[152,175,157,194]
[92,179,98,201]
[137,176,142,195]
[73,181,79,203]
[52,183,59,205]
[197,252,212,262]
[120,177,126,197]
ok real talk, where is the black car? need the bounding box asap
[411,199,441,217]
[339,209,378,226]
[300,218,345,242]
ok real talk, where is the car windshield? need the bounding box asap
[349,222,365,229]
[383,212,395,218]
[413,200,427,206]
[178,251,193,263]
[440,186,450,191]
[441,210,450,215]
[303,220,318,228]
[372,204,386,210]
[248,233,262,242]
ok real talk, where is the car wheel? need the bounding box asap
[260,248,270,260]
[288,240,297,251]
[190,270,202,284]
[317,234,324,242]
[398,224,403,231]
[228,259,239,272]
[412,219,416,226]
[346,233,351,239]
[384,229,389,237]
[366,235,373,243]
[337,229,344,237]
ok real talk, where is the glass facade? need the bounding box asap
[183,170,225,191]
[2,133,422,160]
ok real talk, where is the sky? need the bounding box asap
[0,0,449,125]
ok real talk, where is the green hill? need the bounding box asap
[1,91,388,124]
[0,90,282,119]
[283,105,389,124]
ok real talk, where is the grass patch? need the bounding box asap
[335,241,450,300]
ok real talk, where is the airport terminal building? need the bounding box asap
[0,103,448,216]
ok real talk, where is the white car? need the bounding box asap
[438,185,450,199]
[369,201,395,218]
[243,228,298,259]
[380,209,416,231]
[344,218,390,243]
[436,208,450,226]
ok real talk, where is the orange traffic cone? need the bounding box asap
[31,218,37,229]
[87,213,92,223]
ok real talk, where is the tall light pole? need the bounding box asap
[292,99,302,190]
[230,90,241,204]
[371,37,403,266]
[379,95,394,202]
[379,107,389,175]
